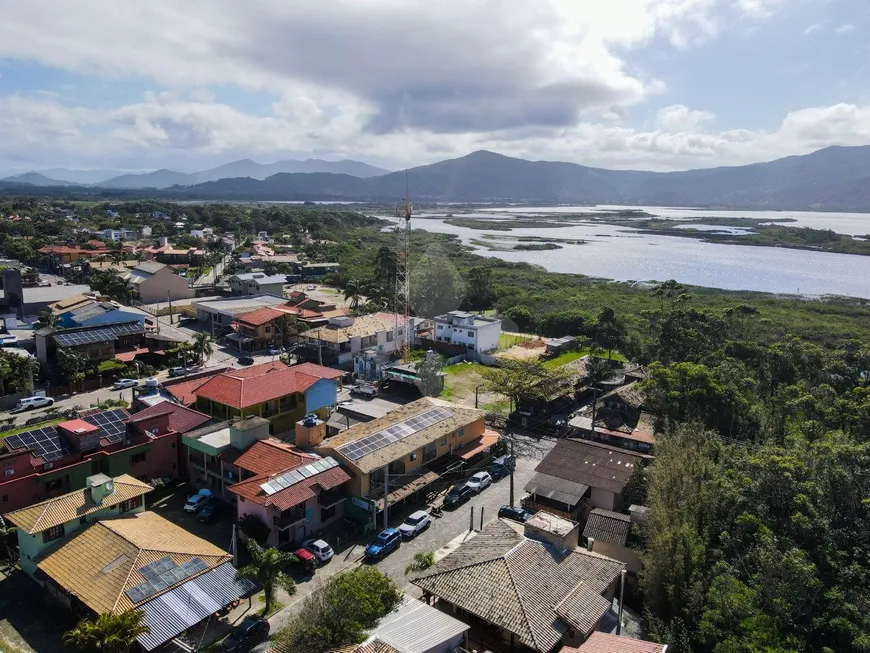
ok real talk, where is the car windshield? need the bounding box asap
[375,533,391,544]
[448,486,462,496]
[405,515,424,525]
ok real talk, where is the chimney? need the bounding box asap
[86,474,115,504]
[523,511,580,551]
[587,536,595,551]
[295,414,325,448]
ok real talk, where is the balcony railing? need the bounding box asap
[273,509,305,529]
[318,490,344,507]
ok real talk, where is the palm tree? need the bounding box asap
[343,279,363,310]
[235,540,297,614]
[191,332,214,364]
[63,608,150,653]
[404,551,435,575]
[585,356,612,438]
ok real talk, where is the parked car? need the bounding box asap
[168,366,190,377]
[197,502,219,523]
[294,547,317,574]
[465,471,493,493]
[365,528,402,560]
[302,538,334,563]
[15,395,54,411]
[268,346,282,356]
[443,483,474,509]
[307,285,317,290]
[351,383,378,397]
[398,510,431,539]
[498,505,535,523]
[0,334,19,346]
[112,378,139,390]
[219,616,270,652]
[183,488,212,513]
[490,455,515,481]
[237,356,255,366]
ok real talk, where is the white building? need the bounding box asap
[99,228,138,242]
[190,227,214,240]
[228,272,288,297]
[301,313,405,368]
[193,294,289,330]
[123,261,194,304]
[433,311,502,353]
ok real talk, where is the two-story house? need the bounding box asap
[433,311,502,353]
[228,272,288,297]
[192,361,343,434]
[123,261,194,304]
[4,473,152,578]
[228,307,285,352]
[299,313,405,369]
[35,319,145,368]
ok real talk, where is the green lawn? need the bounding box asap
[0,416,65,439]
[498,332,532,350]
[540,348,627,369]
[441,362,486,403]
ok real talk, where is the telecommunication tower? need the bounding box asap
[394,171,412,363]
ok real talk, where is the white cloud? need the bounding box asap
[804,23,822,34]
[735,0,783,18]
[835,23,855,34]
[656,104,716,131]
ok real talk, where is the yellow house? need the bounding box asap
[297,397,489,512]
[228,306,286,352]
[193,361,343,434]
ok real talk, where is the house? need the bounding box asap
[524,440,643,520]
[193,294,291,331]
[228,272,288,297]
[292,262,340,279]
[0,269,93,317]
[433,311,502,353]
[301,397,487,519]
[123,261,194,303]
[37,244,111,265]
[192,361,344,433]
[98,228,138,242]
[4,473,152,578]
[155,246,204,266]
[0,407,188,514]
[582,508,641,573]
[563,632,667,653]
[228,306,286,352]
[55,301,145,329]
[413,515,625,653]
[299,313,406,369]
[568,381,655,454]
[226,438,352,547]
[35,319,145,368]
[155,367,232,407]
[32,510,255,651]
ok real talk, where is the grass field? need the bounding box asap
[497,332,533,350]
[0,416,65,439]
[540,348,626,368]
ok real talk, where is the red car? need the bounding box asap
[294,547,317,574]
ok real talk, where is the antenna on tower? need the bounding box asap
[394,170,412,363]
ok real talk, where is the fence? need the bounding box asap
[0,391,28,411]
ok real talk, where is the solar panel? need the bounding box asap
[5,426,73,462]
[126,556,209,603]
[260,457,340,496]
[82,408,131,444]
[54,322,143,348]
[337,407,454,461]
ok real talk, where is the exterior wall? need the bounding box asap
[138,270,194,303]
[304,379,338,414]
[589,487,618,512]
[257,282,285,297]
[474,320,502,353]
[434,316,501,353]
[235,489,346,548]
[590,540,641,573]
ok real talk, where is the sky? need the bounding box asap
[1,0,869,174]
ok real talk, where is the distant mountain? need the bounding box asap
[98,158,390,188]
[40,168,129,185]
[1,172,82,187]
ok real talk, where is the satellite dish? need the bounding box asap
[105,481,114,493]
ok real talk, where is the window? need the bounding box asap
[321,505,336,522]
[45,478,62,491]
[441,436,447,446]
[264,326,271,334]
[1,495,7,503]
[43,524,65,543]
[131,452,146,465]
[410,452,418,461]
[386,331,394,342]
[467,330,474,337]
[239,496,246,503]
[120,496,142,513]
[79,516,87,525]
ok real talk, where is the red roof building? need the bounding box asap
[126,403,213,435]
[562,632,667,653]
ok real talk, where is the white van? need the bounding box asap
[16,395,54,410]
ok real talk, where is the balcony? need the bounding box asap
[273,507,305,529]
[318,489,344,507]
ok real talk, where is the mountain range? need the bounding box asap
[0,157,390,188]
[3,146,870,212]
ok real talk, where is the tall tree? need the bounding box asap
[191,332,213,364]
[409,252,466,318]
[480,359,572,413]
[58,347,88,391]
[585,356,612,437]
[235,540,297,614]
[63,609,150,653]
[416,354,444,397]
[343,279,364,310]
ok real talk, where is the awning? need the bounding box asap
[454,428,500,461]
[525,472,589,506]
[226,332,254,343]
[115,346,150,362]
[136,561,256,651]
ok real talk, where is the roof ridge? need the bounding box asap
[500,541,540,648]
[112,544,145,613]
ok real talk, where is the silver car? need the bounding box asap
[465,471,492,493]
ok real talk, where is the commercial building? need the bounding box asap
[299,313,406,368]
[299,397,487,516]
[191,361,343,434]
[5,473,152,577]
[433,311,502,353]
[32,510,254,651]
[228,272,288,297]
[123,261,194,304]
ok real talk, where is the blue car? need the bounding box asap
[365,528,402,561]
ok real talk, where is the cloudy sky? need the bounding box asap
[1,0,869,174]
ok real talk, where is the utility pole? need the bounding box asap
[469,506,475,532]
[475,385,479,409]
[166,290,174,325]
[383,468,389,529]
[617,569,626,635]
[509,436,515,507]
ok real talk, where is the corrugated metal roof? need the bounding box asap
[136,561,256,651]
[371,596,469,653]
[525,471,589,506]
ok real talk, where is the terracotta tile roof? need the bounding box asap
[322,398,484,474]
[454,428,500,460]
[162,368,229,405]
[583,509,632,547]
[195,361,341,409]
[535,440,642,495]
[234,307,286,327]
[127,403,213,434]
[413,520,624,652]
[115,346,151,362]
[562,632,667,653]
[36,511,230,614]
[5,475,153,535]
[233,439,313,476]
[228,463,351,511]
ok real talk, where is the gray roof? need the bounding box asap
[136,561,255,651]
[368,595,469,653]
[583,509,631,547]
[413,520,624,652]
[525,471,589,506]
[20,284,92,304]
[251,274,289,285]
[69,302,114,321]
[535,439,642,495]
[133,261,167,275]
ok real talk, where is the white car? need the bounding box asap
[16,395,54,410]
[398,510,431,539]
[465,471,493,493]
[112,378,139,390]
[183,488,212,513]
[302,538,334,563]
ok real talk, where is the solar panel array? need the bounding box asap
[4,426,73,462]
[125,556,209,604]
[337,407,453,462]
[54,322,143,348]
[82,408,130,444]
[260,457,339,496]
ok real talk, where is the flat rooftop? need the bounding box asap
[525,511,576,536]
[193,294,287,314]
